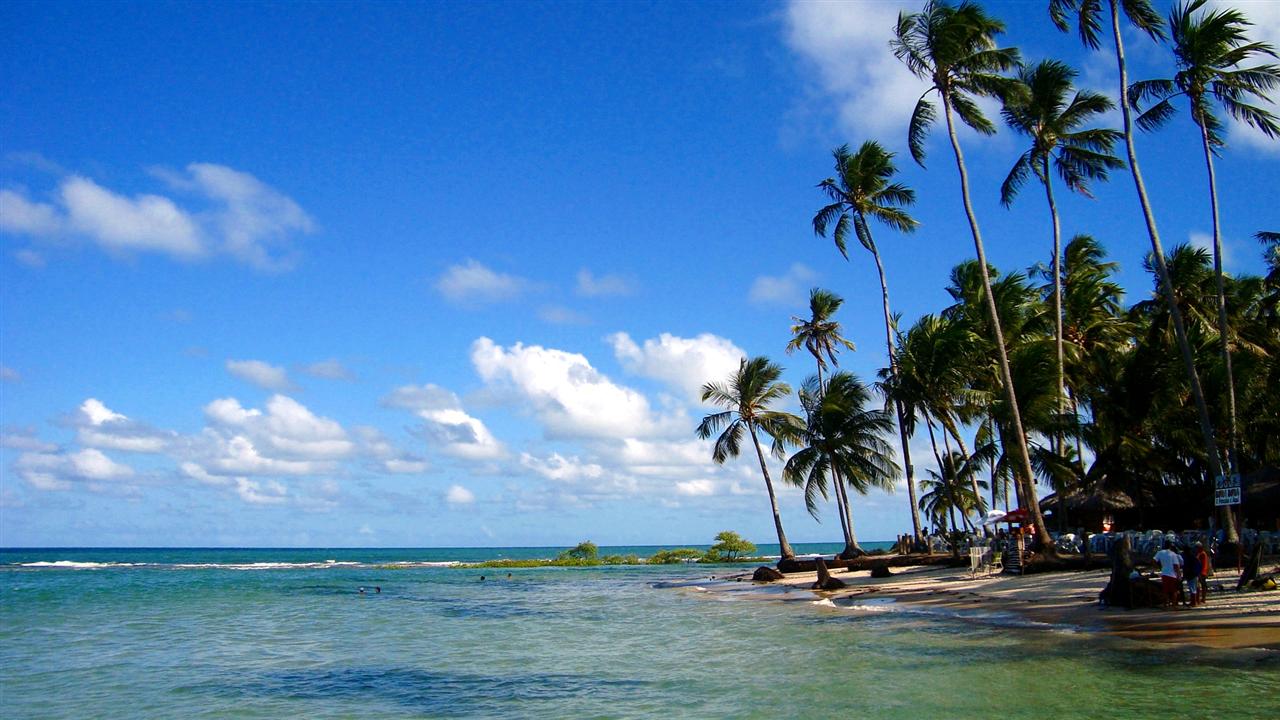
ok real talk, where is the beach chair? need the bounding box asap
[989,551,1003,576]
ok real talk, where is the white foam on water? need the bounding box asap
[18,561,140,569]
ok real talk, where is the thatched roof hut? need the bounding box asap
[1040,489,1138,531]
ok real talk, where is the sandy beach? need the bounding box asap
[710,561,1280,651]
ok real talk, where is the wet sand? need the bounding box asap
[707,561,1280,651]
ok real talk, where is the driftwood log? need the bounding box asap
[752,566,785,582]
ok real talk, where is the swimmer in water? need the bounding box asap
[358,587,366,594]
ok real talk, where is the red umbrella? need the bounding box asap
[1003,508,1030,524]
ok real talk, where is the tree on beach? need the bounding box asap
[919,449,988,538]
[891,0,1055,554]
[697,357,803,561]
[812,141,924,545]
[1048,0,1238,543]
[1129,0,1280,487]
[708,531,757,562]
[1000,58,1123,462]
[786,288,860,557]
[785,372,899,556]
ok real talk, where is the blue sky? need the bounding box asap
[1,1,1276,548]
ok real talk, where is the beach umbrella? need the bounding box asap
[1002,508,1031,524]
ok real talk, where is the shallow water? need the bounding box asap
[2,547,1277,719]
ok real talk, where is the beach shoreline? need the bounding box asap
[700,561,1280,652]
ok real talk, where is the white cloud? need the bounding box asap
[748,262,818,306]
[300,359,354,381]
[519,452,606,483]
[445,484,476,506]
[435,260,529,304]
[382,383,506,460]
[609,332,745,402]
[471,337,685,440]
[0,428,57,452]
[1188,230,1235,269]
[72,398,174,453]
[0,163,312,269]
[1204,1,1280,155]
[60,176,204,258]
[194,395,354,477]
[0,365,20,382]
[15,448,135,491]
[0,189,62,235]
[226,359,293,391]
[576,268,635,297]
[675,479,716,497]
[235,477,289,505]
[783,1,924,142]
[166,163,315,270]
[14,249,46,267]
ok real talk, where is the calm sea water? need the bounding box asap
[2,545,1277,719]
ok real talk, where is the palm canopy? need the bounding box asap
[1048,0,1164,51]
[1129,0,1280,148]
[785,373,899,520]
[787,288,856,378]
[891,0,1021,165]
[918,450,989,529]
[813,141,918,259]
[696,357,798,464]
[1000,59,1123,206]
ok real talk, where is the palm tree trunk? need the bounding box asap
[939,429,975,532]
[1198,119,1241,481]
[864,228,924,543]
[1107,0,1236,542]
[747,420,795,560]
[940,415,983,533]
[940,92,1053,554]
[1044,157,1067,461]
[816,364,859,556]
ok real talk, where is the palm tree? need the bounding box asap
[785,373,900,556]
[812,141,924,543]
[1049,0,1237,542]
[1129,0,1280,482]
[786,288,859,554]
[919,450,988,537]
[891,1,1053,553]
[697,357,802,560]
[1001,59,1123,459]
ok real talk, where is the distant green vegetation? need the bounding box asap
[457,533,765,569]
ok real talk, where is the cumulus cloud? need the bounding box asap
[471,337,685,441]
[382,383,506,460]
[609,332,745,402]
[435,260,529,304]
[445,484,476,506]
[748,262,818,306]
[576,268,635,297]
[15,448,135,491]
[0,427,57,452]
[0,163,312,268]
[192,395,354,477]
[234,477,289,505]
[783,1,924,143]
[226,359,293,391]
[72,398,175,453]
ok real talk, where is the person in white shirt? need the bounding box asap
[1153,541,1183,609]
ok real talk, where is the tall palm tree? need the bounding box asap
[785,372,899,556]
[1049,0,1237,542]
[919,450,988,536]
[812,141,924,543]
[891,1,1054,553]
[786,288,859,554]
[697,357,802,560]
[1129,0,1280,481]
[1001,59,1123,458]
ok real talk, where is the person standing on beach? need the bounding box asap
[1194,542,1211,606]
[1182,544,1202,607]
[1154,542,1183,609]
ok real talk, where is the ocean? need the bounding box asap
[2,545,1276,719]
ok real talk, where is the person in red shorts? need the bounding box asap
[1153,541,1183,609]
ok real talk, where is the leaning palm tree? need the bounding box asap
[697,357,801,560]
[786,288,859,555]
[1049,0,1237,542]
[785,372,899,557]
[812,141,924,543]
[1001,59,1123,458]
[1129,0,1280,481]
[891,0,1053,553]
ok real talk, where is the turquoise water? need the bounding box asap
[2,546,1277,719]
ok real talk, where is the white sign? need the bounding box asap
[1215,474,1241,507]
